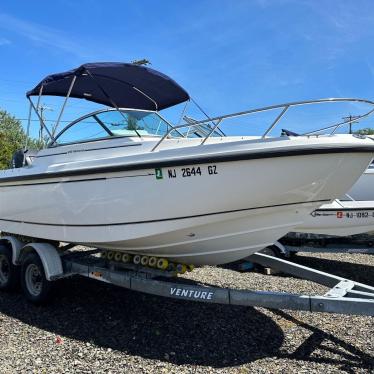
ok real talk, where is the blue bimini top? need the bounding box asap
[27,62,190,111]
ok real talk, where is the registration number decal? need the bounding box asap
[155,168,163,180]
[339,211,371,219]
[313,210,374,219]
[160,165,219,179]
[155,165,218,180]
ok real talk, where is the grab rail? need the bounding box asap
[151,98,374,151]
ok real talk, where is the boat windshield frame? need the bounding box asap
[48,108,183,147]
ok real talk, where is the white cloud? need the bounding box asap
[0,13,90,58]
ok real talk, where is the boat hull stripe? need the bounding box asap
[1,145,373,184]
[0,199,329,227]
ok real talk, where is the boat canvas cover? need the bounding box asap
[26,62,189,111]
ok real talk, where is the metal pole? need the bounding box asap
[28,97,55,142]
[201,119,223,144]
[53,75,77,137]
[35,85,44,142]
[84,69,142,138]
[177,100,189,136]
[191,97,218,130]
[35,85,43,113]
[24,101,33,150]
[262,105,289,138]
[132,86,158,111]
[342,114,359,134]
[178,100,189,126]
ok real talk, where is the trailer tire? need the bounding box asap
[21,252,54,305]
[261,245,281,258]
[0,244,20,291]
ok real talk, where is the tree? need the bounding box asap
[353,128,374,135]
[0,109,41,169]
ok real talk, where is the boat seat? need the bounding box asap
[281,129,300,137]
[11,149,37,168]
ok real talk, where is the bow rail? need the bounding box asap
[151,98,374,152]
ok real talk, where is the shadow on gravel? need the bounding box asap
[273,310,374,372]
[290,255,374,285]
[0,277,284,367]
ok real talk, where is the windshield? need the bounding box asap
[52,109,174,146]
[186,123,225,138]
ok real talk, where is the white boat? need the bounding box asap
[294,160,374,237]
[1,62,374,265]
[346,162,374,200]
[294,199,374,236]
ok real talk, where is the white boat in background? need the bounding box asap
[346,162,374,200]
[294,199,374,236]
[293,161,374,237]
[1,63,374,265]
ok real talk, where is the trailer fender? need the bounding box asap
[0,236,25,265]
[272,241,288,257]
[20,243,63,281]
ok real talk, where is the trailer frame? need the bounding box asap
[1,236,374,316]
[279,232,374,256]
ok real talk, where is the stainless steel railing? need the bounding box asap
[151,98,374,152]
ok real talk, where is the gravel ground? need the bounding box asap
[0,252,373,373]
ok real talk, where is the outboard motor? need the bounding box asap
[11,149,37,168]
[11,150,25,168]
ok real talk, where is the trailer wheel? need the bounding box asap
[21,252,53,305]
[261,246,280,258]
[0,245,20,291]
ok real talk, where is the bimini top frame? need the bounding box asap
[151,97,374,151]
[25,62,190,144]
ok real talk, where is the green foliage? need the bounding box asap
[353,128,374,135]
[0,109,41,170]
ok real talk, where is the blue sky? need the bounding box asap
[1,0,374,136]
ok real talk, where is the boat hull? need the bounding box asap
[346,167,374,200]
[294,200,374,237]
[0,148,372,265]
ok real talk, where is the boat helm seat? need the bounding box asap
[11,149,37,168]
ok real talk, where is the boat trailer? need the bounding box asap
[1,236,374,316]
[279,232,374,256]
